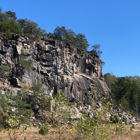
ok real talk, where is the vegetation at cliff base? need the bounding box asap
[104,73,140,117]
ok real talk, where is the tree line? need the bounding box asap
[104,73,140,117]
[0,8,47,38]
[0,7,103,56]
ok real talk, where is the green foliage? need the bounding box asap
[11,95,33,124]
[0,93,10,127]
[0,9,8,22]
[5,11,17,20]
[50,91,73,139]
[18,54,32,72]
[29,92,50,112]
[104,73,117,100]
[114,77,140,114]
[75,101,117,140]
[50,26,89,50]
[39,124,49,135]
[52,91,70,123]
[0,8,46,38]
[0,65,10,79]
[54,90,69,105]
[130,124,135,130]
[89,44,104,65]
[0,65,9,71]
[74,33,89,49]
[76,116,97,139]
[0,8,96,52]
[17,19,47,37]
[6,29,12,39]
[104,73,117,89]
[0,93,33,128]
[104,74,140,116]
[75,100,125,140]
[31,83,42,93]
[90,44,102,57]
[0,125,2,132]
[0,19,22,34]
[26,84,51,113]
[110,115,119,123]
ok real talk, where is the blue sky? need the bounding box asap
[1,0,140,77]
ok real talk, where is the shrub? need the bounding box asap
[0,65,10,79]
[0,19,22,34]
[39,124,49,135]
[76,116,97,139]
[6,29,12,39]
[18,54,32,72]
[110,115,119,123]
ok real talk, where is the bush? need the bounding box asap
[110,115,119,123]
[39,124,49,135]
[18,54,32,72]
[6,29,12,39]
[0,19,22,34]
[0,65,10,79]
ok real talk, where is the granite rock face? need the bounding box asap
[0,34,110,104]
[0,34,139,124]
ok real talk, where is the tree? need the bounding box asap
[110,77,140,115]
[25,84,51,114]
[0,12,7,22]
[47,32,55,39]
[38,28,47,38]
[74,33,89,49]
[53,26,76,44]
[51,91,72,140]
[23,20,38,35]
[53,26,67,41]
[76,100,120,140]
[17,19,27,30]
[0,7,3,21]
[90,44,102,57]
[65,29,75,44]
[0,93,33,128]
[104,73,117,89]
[17,19,47,37]
[51,26,89,50]
[0,19,22,34]
[104,73,117,99]
[5,11,17,20]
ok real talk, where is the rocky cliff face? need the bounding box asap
[0,34,110,104]
[0,34,139,124]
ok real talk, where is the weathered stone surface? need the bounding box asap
[0,35,110,105]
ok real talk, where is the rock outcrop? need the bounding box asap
[0,34,110,104]
[0,33,138,124]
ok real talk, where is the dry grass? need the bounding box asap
[112,130,140,140]
[110,124,140,140]
[0,125,140,140]
[20,82,31,89]
[0,126,75,140]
